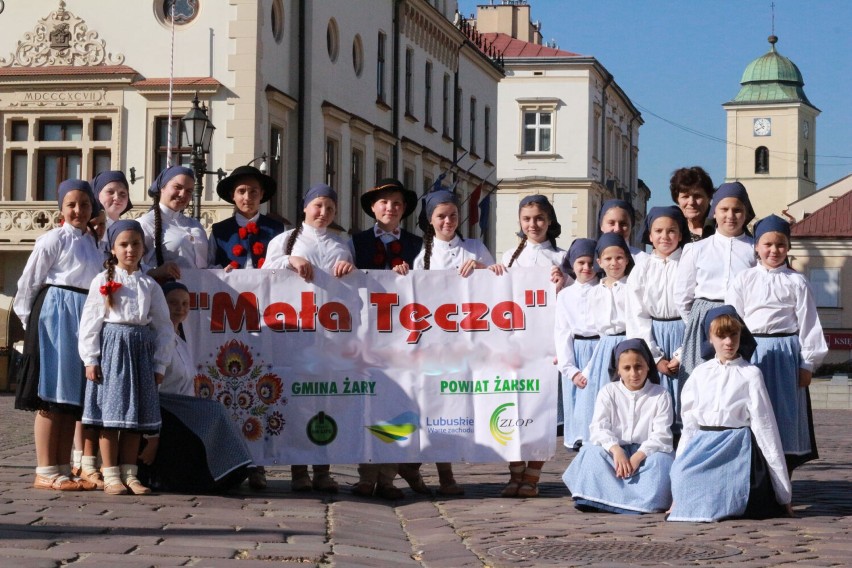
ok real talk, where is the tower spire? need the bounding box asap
[769,2,777,49]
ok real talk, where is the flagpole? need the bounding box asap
[459,178,501,227]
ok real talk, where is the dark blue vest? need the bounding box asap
[210,215,285,268]
[352,228,423,270]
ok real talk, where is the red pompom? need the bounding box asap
[238,227,248,240]
[246,222,259,235]
[232,244,246,256]
[374,253,386,267]
[228,261,240,269]
[256,258,265,268]
[252,242,265,256]
[375,240,385,252]
[390,257,404,267]
[388,240,402,254]
[99,281,123,296]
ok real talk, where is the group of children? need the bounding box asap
[13,166,826,522]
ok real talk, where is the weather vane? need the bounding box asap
[770,2,775,36]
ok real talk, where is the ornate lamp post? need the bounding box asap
[181,94,215,220]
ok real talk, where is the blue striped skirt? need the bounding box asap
[37,286,88,407]
[561,337,599,448]
[752,335,817,466]
[83,323,161,432]
[563,443,673,514]
[565,334,624,447]
[652,318,685,433]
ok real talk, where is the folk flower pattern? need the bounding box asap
[196,340,287,444]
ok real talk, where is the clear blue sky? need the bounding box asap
[459,0,852,209]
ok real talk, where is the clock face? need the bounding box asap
[803,120,810,139]
[753,118,772,136]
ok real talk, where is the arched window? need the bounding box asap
[755,146,769,174]
[803,148,809,179]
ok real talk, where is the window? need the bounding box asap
[351,148,364,232]
[423,176,434,194]
[155,117,191,174]
[375,157,387,183]
[484,106,491,162]
[523,111,552,153]
[352,34,364,77]
[327,19,339,62]
[325,137,338,189]
[161,0,199,25]
[40,120,82,141]
[755,146,769,174]
[455,87,463,143]
[92,150,111,176]
[405,49,414,117]
[271,0,284,43]
[469,97,477,155]
[377,32,386,103]
[804,148,809,179]
[424,62,433,128]
[810,268,840,308]
[92,119,112,141]
[11,120,28,141]
[442,73,450,137]
[11,150,28,201]
[38,151,82,201]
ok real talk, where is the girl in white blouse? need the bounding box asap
[563,338,674,514]
[138,166,209,281]
[598,199,649,267]
[78,220,172,495]
[263,183,354,281]
[626,206,689,434]
[555,238,599,449]
[669,306,792,522]
[14,179,103,492]
[726,215,827,472]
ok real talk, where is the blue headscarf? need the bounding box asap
[57,179,96,213]
[106,219,145,252]
[753,214,791,243]
[613,338,660,385]
[641,206,689,248]
[92,170,132,215]
[303,183,338,208]
[418,189,461,233]
[595,232,635,276]
[709,181,755,225]
[148,166,194,198]
[517,194,561,241]
[161,280,189,297]
[598,199,636,229]
[562,238,596,277]
[701,305,757,361]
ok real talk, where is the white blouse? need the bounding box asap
[590,380,674,458]
[159,334,196,396]
[13,223,103,328]
[674,232,755,319]
[263,223,352,271]
[554,278,599,379]
[139,203,209,270]
[679,356,791,505]
[501,240,567,269]
[78,268,173,375]
[626,249,682,360]
[726,264,828,371]
[587,277,629,336]
[413,235,495,270]
[630,246,650,269]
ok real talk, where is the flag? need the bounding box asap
[478,192,491,235]
[468,182,483,231]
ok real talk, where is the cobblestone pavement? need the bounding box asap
[0,395,848,567]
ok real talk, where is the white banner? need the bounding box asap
[180,268,557,465]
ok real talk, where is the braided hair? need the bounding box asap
[507,235,527,268]
[152,201,165,267]
[284,219,304,255]
[103,254,117,310]
[422,225,435,270]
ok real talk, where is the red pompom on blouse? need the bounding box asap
[238,227,248,240]
[387,240,402,255]
[228,261,240,270]
[99,280,122,296]
[256,258,265,268]
[252,242,265,256]
[245,222,260,235]
[232,244,246,257]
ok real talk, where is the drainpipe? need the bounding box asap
[296,0,306,209]
[600,72,613,186]
[392,0,401,177]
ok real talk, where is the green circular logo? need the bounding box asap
[306,412,338,446]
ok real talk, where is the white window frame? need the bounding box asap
[810,267,840,308]
[517,98,559,157]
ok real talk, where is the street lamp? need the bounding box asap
[181,94,215,220]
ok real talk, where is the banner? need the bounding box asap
[181,268,557,465]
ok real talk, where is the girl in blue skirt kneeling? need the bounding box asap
[668,306,792,522]
[563,338,674,514]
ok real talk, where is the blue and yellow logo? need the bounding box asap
[490,403,515,446]
[367,411,419,443]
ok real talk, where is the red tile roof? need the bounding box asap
[133,77,221,88]
[0,65,137,76]
[791,188,852,237]
[482,32,581,58]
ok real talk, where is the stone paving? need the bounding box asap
[0,394,849,567]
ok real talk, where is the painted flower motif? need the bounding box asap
[99,280,122,296]
[215,339,254,377]
[242,417,263,441]
[256,373,283,405]
[194,374,214,399]
[238,227,248,240]
[252,242,265,256]
[237,390,254,410]
[266,411,285,435]
[217,390,234,408]
[245,222,260,235]
[232,244,246,257]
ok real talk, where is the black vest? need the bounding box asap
[352,228,422,270]
[210,215,285,268]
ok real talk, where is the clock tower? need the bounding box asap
[722,35,819,221]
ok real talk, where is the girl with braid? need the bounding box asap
[79,220,172,495]
[138,166,209,282]
[263,184,352,493]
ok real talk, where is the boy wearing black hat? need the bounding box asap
[209,165,286,270]
[349,179,422,500]
[209,166,285,490]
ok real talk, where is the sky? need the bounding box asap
[459,0,852,209]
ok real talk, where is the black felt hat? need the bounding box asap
[360,178,418,219]
[216,165,277,204]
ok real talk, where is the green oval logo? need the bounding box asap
[306,411,338,446]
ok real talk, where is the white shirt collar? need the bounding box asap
[158,202,183,221]
[235,211,260,227]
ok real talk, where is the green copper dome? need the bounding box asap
[729,36,815,107]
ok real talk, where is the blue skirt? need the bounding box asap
[561,337,599,448]
[565,334,624,447]
[752,335,818,468]
[652,318,685,433]
[83,323,161,432]
[37,287,88,407]
[563,443,673,514]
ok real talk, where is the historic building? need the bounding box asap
[468,1,644,256]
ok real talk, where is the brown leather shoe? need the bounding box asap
[376,483,404,500]
[78,469,105,490]
[33,474,80,491]
[351,481,376,497]
[312,473,339,494]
